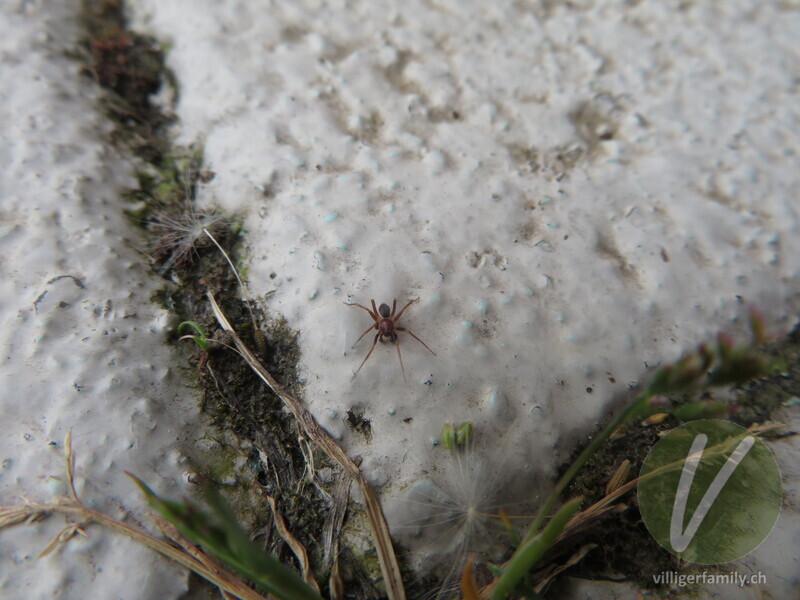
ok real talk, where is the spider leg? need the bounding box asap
[389,298,398,319]
[392,298,417,324]
[395,338,407,381]
[371,299,380,319]
[354,332,381,375]
[344,302,378,322]
[352,323,377,348]
[396,327,436,355]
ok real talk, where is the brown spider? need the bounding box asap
[344,298,436,378]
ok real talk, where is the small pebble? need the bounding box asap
[313,251,326,270]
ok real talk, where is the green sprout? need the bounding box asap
[455,422,474,447]
[440,421,474,450]
[440,422,455,450]
[178,320,209,350]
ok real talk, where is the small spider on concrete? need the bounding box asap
[344,298,436,379]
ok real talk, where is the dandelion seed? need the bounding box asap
[149,208,227,271]
[390,434,530,599]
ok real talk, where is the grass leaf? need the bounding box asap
[490,497,583,600]
[127,473,323,600]
[178,320,209,350]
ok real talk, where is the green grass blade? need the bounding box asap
[178,320,209,350]
[127,473,323,600]
[521,395,650,543]
[490,497,583,600]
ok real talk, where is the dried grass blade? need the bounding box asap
[267,496,320,592]
[460,557,480,600]
[604,459,631,496]
[3,436,273,600]
[38,521,88,558]
[208,291,406,600]
[0,505,44,528]
[2,500,269,600]
[208,294,358,475]
[358,479,405,599]
[747,422,787,434]
[64,430,81,503]
[151,514,269,600]
[329,549,345,600]
[151,513,226,575]
[558,502,625,543]
[102,504,271,600]
[323,474,352,570]
[533,543,597,593]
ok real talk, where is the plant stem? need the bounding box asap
[521,392,651,544]
[491,497,583,600]
[26,502,270,600]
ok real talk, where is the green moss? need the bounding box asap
[196,437,239,482]
[74,2,351,596]
[338,509,389,598]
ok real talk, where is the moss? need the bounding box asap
[338,509,390,598]
[74,2,354,597]
[731,325,800,427]
[78,0,176,164]
[193,435,239,482]
[123,147,206,224]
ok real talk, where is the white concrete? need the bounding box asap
[130,0,800,584]
[0,1,201,598]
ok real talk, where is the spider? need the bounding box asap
[344,298,436,378]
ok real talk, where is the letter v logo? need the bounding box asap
[638,420,781,564]
[669,433,755,552]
